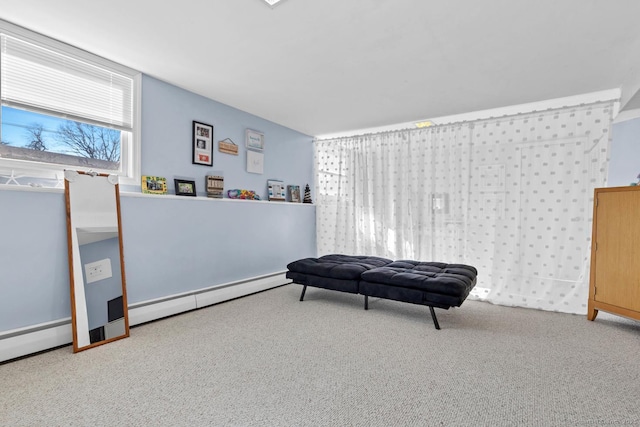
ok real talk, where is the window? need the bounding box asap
[0,20,140,186]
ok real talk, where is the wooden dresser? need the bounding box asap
[588,186,640,322]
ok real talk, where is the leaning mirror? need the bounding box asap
[65,170,129,352]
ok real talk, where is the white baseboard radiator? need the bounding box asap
[0,272,289,363]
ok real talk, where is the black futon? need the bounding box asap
[286,254,477,329]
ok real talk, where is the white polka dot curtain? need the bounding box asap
[315,101,616,314]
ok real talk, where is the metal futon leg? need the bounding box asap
[299,285,307,301]
[429,306,441,330]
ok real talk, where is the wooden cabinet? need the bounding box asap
[588,186,640,322]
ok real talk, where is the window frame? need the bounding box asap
[0,19,141,186]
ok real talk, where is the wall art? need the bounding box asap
[193,121,214,166]
[247,149,264,174]
[246,129,264,151]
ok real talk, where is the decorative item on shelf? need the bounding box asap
[227,189,260,200]
[206,175,224,198]
[175,179,196,196]
[268,180,286,201]
[141,176,167,194]
[288,185,301,203]
[245,129,264,151]
[193,121,214,166]
[218,138,238,155]
[303,183,313,204]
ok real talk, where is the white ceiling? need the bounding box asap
[1,0,640,137]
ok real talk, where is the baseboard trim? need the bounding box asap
[0,272,290,363]
[128,295,196,326]
[195,273,288,309]
[0,322,73,363]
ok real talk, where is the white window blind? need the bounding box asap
[1,34,133,131]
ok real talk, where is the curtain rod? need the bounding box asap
[314,98,619,142]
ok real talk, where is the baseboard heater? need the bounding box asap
[0,272,289,363]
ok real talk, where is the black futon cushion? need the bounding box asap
[360,261,477,300]
[286,254,393,280]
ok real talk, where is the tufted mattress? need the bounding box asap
[286,254,393,294]
[359,261,477,309]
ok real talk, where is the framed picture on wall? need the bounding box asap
[247,149,264,174]
[193,121,214,166]
[246,129,264,151]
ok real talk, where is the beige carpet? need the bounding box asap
[1,284,639,426]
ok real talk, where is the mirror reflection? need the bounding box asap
[77,229,125,343]
[65,171,129,352]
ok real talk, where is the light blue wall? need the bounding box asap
[140,75,314,197]
[121,196,314,303]
[608,117,640,187]
[0,190,70,329]
[0,74,316,333]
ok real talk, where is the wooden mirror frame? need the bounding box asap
[65,171,129,353]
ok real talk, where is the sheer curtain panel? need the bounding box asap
[315,101,616,314]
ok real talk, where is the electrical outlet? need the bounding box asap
[84,258,113,284]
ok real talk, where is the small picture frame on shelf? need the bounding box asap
[193,121,214,166]
[246,129,265,151]
[175,179,197,196]
[288,185,301,203]
[142,176,167,195]
[268,180,286,201]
